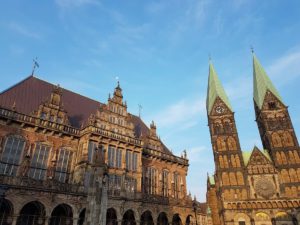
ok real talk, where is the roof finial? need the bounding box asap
[208,53,212,62]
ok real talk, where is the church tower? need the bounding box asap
[253,53,300,198]
[206,62,248,203]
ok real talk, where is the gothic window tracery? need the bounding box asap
[0,135,26,176]
[294,151,300,163]
[223,155,229,168]
[289,169,298,182]
[222,172,229,185]
[55,148,72,183]
[231,155,236,167]
[276,152,282,165]
[214,122,223,134]
[229,172,237,185]
[281,152,287,164]
[281,169,290,183]
[282,131,294,147]
[219,156,224,168]
[224,120,232,133]
[235,155,241,167]
[236,172,244,185]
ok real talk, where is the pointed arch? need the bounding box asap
[288,151,295,164]
[289,169,298,182]
[271,132,282,147]
[294,151,300,163]
[231,155,237,167]
[276,152,282,165]
[282,131,294,147]
[280,152,287,164]
[172,214,182,225]
[222,172,229,185]
[236,172,244,185]
[227,137,237,150]
[122,210,136,225]
[78,208,86,225]
[223,155,229,168]
[216,137,226,151]
[281,169,290,183]
[218,156,224,168]
[229,172,237,185]
[235,155,241,167]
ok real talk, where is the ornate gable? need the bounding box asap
[247,147,276,174]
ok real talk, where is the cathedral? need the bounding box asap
[0,76,207,225]
[206,53,300,225]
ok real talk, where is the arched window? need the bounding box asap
[282,132,294,147]
[55,148,73,183]
[216,138,226,151]
[227,137,236,150]
[229,172,237,185]
[0,135,26,176]
[272,132,282,147]
[28,143,51,180]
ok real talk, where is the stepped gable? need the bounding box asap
[0,75,172,154]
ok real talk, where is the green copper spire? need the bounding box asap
[206,62,232,114]
[253,53,284,109]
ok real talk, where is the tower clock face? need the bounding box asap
[215,106,225,114]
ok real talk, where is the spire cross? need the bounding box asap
[138,104,142,118]
[208,53,212,62]
[250,45,254,54]
[31,57,39,76]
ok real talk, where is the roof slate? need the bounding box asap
[206,62,232,114]
[253,53,284,109]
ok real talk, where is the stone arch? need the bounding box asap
[141,210,154,225]
[223,155,229,168]
[289,169,298,182]
[231,155,237,167]
[236,172,244,185]
[214,122,223,134]
[172,214,182,225]
[276,152,283,165]
[288,151,296,164]
[222,172,230,185]
[17,201,46,225]
[223,119,232,133]
[281,169,290,183]
[185,215,193,225]
[107,208,118,225]
[233,213,251,225]
[254,212,272,225]
[229,172,237,185]
[297,168,300,182]
[235,155,241,167]
[275,212,293,224]
[216,137,226,151]
[0,198,14,225]
[282,131,294,147]
[219,156,224,168]
[49,203,73,225]
[294,151,300,163]
[122,210,136,225]
[157,212,168,225]
[227,137,237,150]
[280,152,287,164]
[77,208,86,225]
[272,132,282,147]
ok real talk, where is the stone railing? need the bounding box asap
[143,148,189,166]
[0,107,80,136]
[84,126,143,146]
[0,175,86,195]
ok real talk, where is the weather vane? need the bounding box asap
[31,57,39,76]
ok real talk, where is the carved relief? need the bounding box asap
[254,177,275,199]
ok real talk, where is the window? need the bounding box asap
[41,112,47,119]
[126,150,138,171]
[56,117,62,123]
[268,101,276,109]
[88,141,98,163]
[173,172,179,199]
[125,177,137,193]
[108,146,122,168]
[162,170,169,197]
[29,143,51,180]
[238,221,245,225]
[55,148,72,182]
[0,135,25,176]
[108,174,121,196]
[149,167,157,195]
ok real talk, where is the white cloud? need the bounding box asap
[267,50,300,85]
[8,22,41,39]
[187,146,209,162]
[148,96,206,128]
[55,0,101,8]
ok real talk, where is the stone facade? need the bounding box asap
[0,76,207,225]
[206,55,300,225]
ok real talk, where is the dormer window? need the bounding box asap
[268,101,276,110]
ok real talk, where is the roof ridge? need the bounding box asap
[0,75,34,95]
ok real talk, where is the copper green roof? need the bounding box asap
[253,53,284,109]
[207,62,232,114]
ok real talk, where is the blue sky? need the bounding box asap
[1,0,300,201]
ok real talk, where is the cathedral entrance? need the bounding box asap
[106,208,117,225]
[16,201,46,225]
[0,198,13,225]
[121,210,136,225]
[140,211,154,225]
[172,214,182,225]
[49,204,73,225]
[157,212,168,225]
